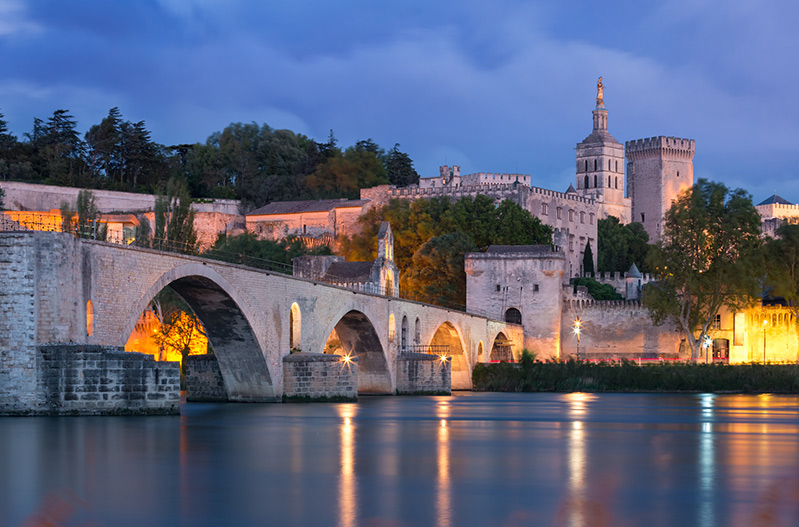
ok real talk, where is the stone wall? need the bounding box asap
[396,354,451,395]
[0,232,39,413]
[35,344,179,416]
[282,353,357,401]
[0,181,240,214]
[184,354,229,402]
[562,299,682,359]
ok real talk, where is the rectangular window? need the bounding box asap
[542,203,548,215]
[557,207,563,220]
[713,314,721,330]
[533,284,539,292]
[496,284,501,292]
[569,210,575,222]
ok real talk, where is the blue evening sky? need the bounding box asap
[1,0,797,204]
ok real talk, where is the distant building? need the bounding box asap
[246,198,368,249]
[756,193,799,237]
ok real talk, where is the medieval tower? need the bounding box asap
[626,136,695,242]
[575,77,631,223]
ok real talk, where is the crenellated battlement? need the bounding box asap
[564,298,644,311]
[379,183,597,205]
[625,136,695,161]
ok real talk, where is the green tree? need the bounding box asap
[583,240,595,274]
[404,232,477,306]
[597,216,651,272]
[340,195,552,307]
[571,277,622,300]
[384,143,419,187]
[764,222,799,320]
[204,232,332,272]
[154,177,198,252]
[643,179,764,358]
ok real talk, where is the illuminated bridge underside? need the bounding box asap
[1,232,522,399]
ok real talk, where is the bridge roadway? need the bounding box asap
[1,231,521,401]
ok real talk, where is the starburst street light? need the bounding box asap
[573,318,582,359]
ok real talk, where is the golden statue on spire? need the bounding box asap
[596,76,604,106]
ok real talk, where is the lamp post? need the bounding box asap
[763,317,768,364]
[573,319,582,360]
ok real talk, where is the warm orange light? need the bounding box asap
[438,354,449,363]
[341,354,352,364]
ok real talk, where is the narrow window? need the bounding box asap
[584,175,589,188]
[608,176,611,188]
[713,314,721,330]
[615,160,618,172]
[641,213,645,222]
[677,171,680,178]
[615,177,618,189]
[594,159,597,171]
[584,160,588,172]
[533,284,539,292]
[415,318,421,344]
[557,207,563,219]
[608,159,611,170]
[594,175,597,187]
[580,212,585,223]
[589,213,594,225]
[569,210,575,222]
[388,313,396,341]
[302,225,307,234]
[496,284,501,292]
[542,203,548,215]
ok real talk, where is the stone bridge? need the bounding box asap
[1,232,521,408]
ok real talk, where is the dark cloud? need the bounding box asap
[0,0,796,202]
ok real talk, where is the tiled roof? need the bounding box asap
[757,194,793,206]
[248,199,368,216]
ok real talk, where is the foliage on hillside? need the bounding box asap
[597,216,651,273]
[204,232,332,272]
[339,195,553,306]
[571,277,622,301]
[0,108,419,209]
[472,359,799,393]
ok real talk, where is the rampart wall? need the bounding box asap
[562,299,682,359]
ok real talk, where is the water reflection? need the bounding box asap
[436,399,451,527]
[698,394,715,527]
[2,394,799,526]
[337,404,358,527]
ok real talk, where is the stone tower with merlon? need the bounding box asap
[626,136,695,242]
[575,77,631,223]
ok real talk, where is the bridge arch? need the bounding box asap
[489,331,514,362]
[429,321,471,390]
[321,308,392,394]
[122,263,275,401]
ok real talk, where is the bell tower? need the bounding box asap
[575,77,630,223]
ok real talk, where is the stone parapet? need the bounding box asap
[184,354,229,402]
[396,354,451,395]
[625,136,695,160]
[282,353,358,401]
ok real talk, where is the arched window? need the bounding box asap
[414,317,421,344]
[580,212,585,223]
[384,270,394,296]
[608,176,611,188]
[584,175,589,188]
[615,177,618,189]
[593,159,597,171]
[290,303,301,350]
[542,203,549,215]
[608,159,611,170]
[589,213,595,225]
[584,160,588,172]
[86,300,94,337]
[401,316,409,352]
[504,308,522,325]
[615,160,619,172]
[389,313,396,341]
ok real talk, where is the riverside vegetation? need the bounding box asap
[472,351,799,393]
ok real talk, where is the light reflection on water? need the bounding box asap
[0,393,797,526]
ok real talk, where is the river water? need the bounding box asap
[1,393,797,526]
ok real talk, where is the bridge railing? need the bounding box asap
[402,345,451,357]
[1,214,510,321]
